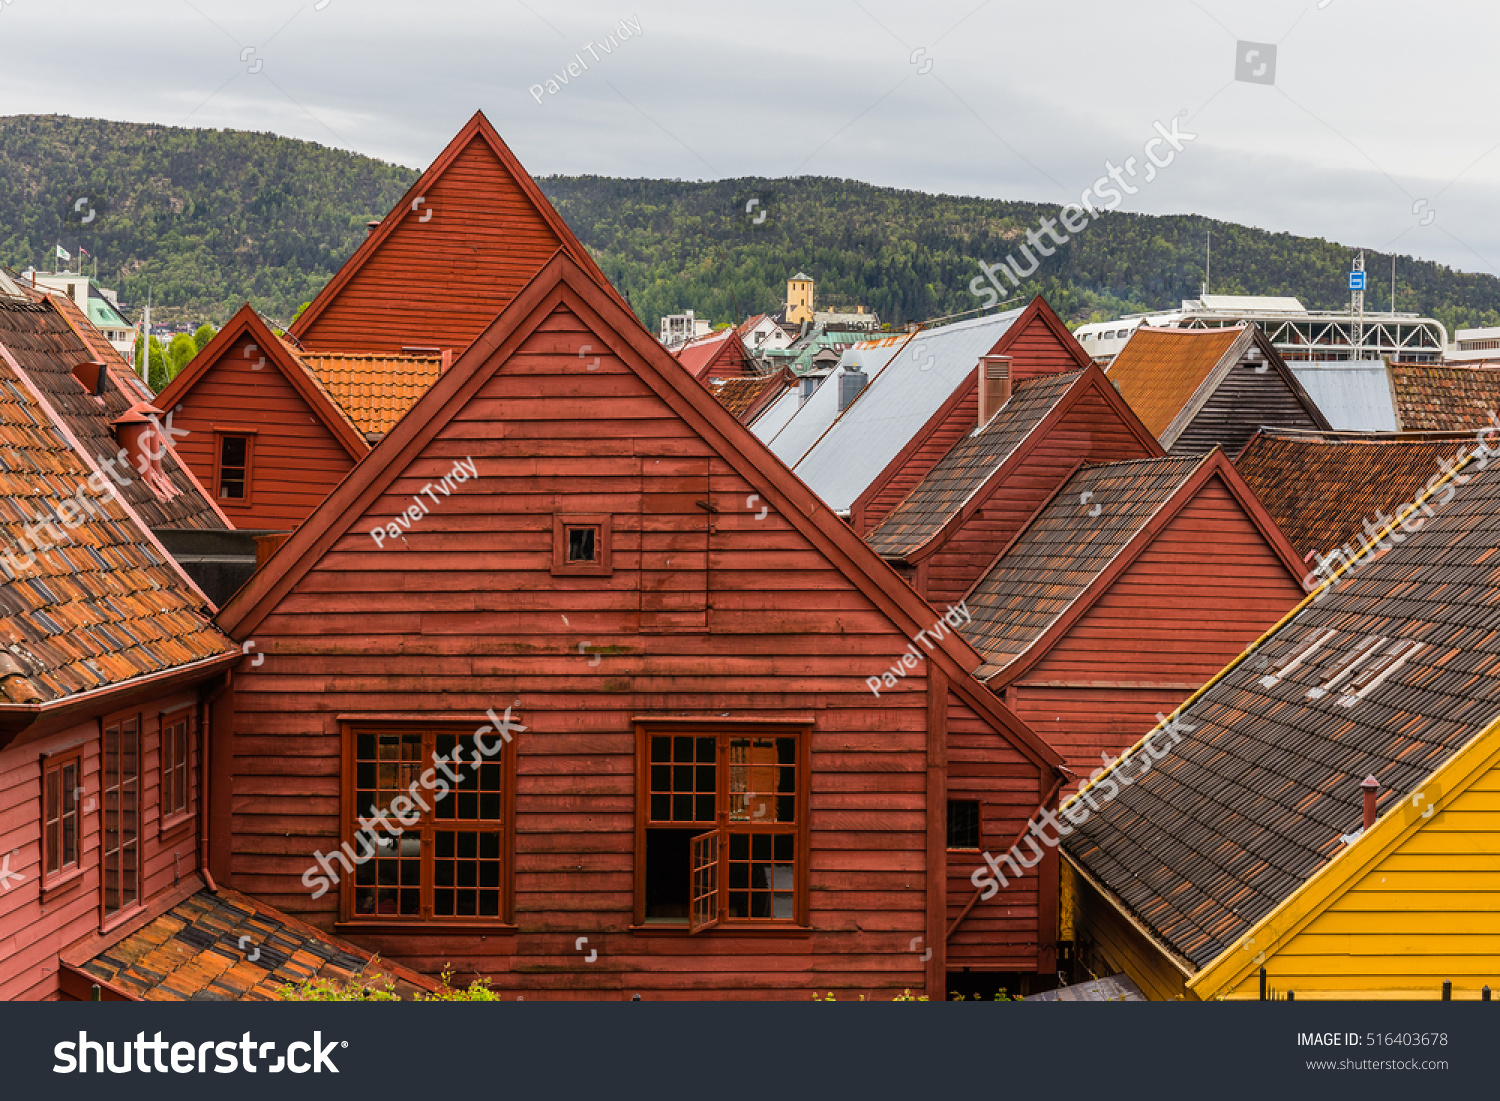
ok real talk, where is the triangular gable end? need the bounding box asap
[289,110,629,354]
[156,304,368,460]
[219,253,1030,708]
[971,450,1309,688]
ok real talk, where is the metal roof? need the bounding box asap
[1288,360,1398,432]
[786,308,1025,512]
[759,338,908,458]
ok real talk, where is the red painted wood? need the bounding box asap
[217,259,1058,999]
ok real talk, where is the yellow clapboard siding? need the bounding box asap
[1349,870,1500,891]
[1305,910,1500,936]
[1275,933,1500,956]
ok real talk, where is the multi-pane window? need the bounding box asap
[640,728,805,929]
[947,799,981,850]
[160,712,190,823]
[42,748,83,880]
[102,716,141,919]
[346,728,507,923]
[216,434,249,501]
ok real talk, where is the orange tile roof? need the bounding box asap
[709,371,790,421]
[1389,363,1500,431]
[300,352,443,436]
[1105,326,1243,437]
[73,886,437,1000]
[0,304,235,703]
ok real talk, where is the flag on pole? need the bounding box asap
[55,244,71,262]
[78,247,91,258]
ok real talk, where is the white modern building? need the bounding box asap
[1449,326,1500,362]
[1074,294,1448,364]
[22,269,137,359]
[659,309,712,349]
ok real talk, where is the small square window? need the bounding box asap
[553,514,611,576]
[568,526,598,563]
[947,800,981,850]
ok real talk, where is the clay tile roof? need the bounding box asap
[1106,327,1243,438]
[0,324,233,704]
[300,352,443,436]
[963,454,1209,672]
[1390,363,1500,431]
[0,298,224,530]
[1236,428,1476,559]
[72,887,437,1000]
[709,371,789,421]
[1063,446,1500,970]
[867,371,1082,559]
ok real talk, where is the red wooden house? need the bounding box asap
[0,286,445,1000]
[957,451,1308,781]
[866,364,1164,606]
[849,296,1095,534]
[210,253,1070,999]
[289,110,622,355]
[155,305,442,530]
[675,328,759,383]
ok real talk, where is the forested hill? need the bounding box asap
[4,114,1499,334]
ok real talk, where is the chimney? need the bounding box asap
[71,359,107,396]
[978,354,1012,426]
[838,366,867,412]
[366,220,381,236]
[110,402,167,488]
[1360,774,1379,831]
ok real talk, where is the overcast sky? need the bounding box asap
[3,0,1497,283]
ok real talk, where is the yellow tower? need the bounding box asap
[786,272,814,326]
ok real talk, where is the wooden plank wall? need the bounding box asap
[921,384,1158,607]
[1065,860,1195,1000]
[0,688,202,1000]
[1225,755,1500,999]
[1173,359,1324,457]
[296,140,566,354]
[227,301,1051,999]
[1011,475,1308,779]
[170,330,358,529]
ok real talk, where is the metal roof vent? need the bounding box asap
[838,366,867,412]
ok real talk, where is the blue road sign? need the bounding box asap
[1349,271,1367,291]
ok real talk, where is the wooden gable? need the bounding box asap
[157,305,366,530]
[852,296,1093,534]
[984,453,1308,781]
[290,111,621,355]
[215,253,1062,998]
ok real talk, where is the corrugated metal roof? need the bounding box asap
[785,308,1025,511]
[1063,447,1500,969]
[761,338,909,459]
[1289,361,1397,431]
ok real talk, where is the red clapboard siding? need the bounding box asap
[0,690,202,1001]
[855,298,1092,534]
[217,257,1059,1001]
[167,328,360,529]
[1009,474,1309,780]
[922,386,1160,607]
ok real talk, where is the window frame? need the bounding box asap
[158,707,193,834]
[552,513,612,576]
[632,721,811,931]
[336,722,516,933]
[212,429,255,508]
[40,744,85,892]
[100,710,142,926]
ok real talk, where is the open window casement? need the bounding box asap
[690,830,720,933]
